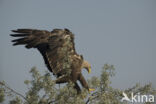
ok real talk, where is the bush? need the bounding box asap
[0,64,155,104]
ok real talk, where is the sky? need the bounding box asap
[0,0,156,95]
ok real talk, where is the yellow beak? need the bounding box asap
[88,67,91,73]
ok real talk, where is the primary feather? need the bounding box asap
[11,28,77,75]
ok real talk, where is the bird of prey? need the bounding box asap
[10,28,94,93]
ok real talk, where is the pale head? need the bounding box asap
[82,60,91,73]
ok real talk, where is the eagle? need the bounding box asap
[10,28,94,93]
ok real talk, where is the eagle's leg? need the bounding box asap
[78,73,89,90]
[55,74,81,94]
[78,73,95,92]
[55,68,78,83]
[74,82,81,94]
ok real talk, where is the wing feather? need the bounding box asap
[11,28,77,75]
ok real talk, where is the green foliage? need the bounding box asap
[10,97,22,104]
[0,87,5,103]
[0,64,155,104]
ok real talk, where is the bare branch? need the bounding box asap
[0,81,31,104]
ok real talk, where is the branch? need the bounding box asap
[0,81,30,104]
[48,99,56,104]
[86,91,99,104]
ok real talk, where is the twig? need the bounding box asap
[48,99,57,104]
[0,81,30,104]
[86,91,99,104]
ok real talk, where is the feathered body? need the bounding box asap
[10,28,92,93]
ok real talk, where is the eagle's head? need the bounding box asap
[82,60,91,73]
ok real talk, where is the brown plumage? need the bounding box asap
[10,28,92,93]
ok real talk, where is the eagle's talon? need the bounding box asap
[89,88,95,92]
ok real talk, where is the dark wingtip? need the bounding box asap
[25,45,31,49]
[11,30,17,32]
[11,39,16,42]
[64,28,70,32]
[10,34,15,36]
[10,34,28,37]
[13,42,18,46]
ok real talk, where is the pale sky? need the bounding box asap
[0,0,156,95]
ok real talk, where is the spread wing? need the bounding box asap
[11,28,77,75]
